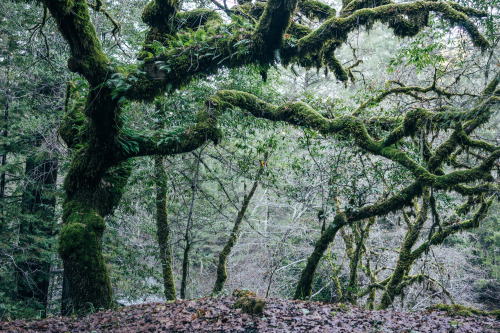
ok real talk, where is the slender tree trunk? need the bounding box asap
[213,151,267,294]
[180,241,191,299]
[379,190,429,309]
[155,155,176,301]
[342,216,375,305]
[180,152,202,299]
[0,93,8,225]
[294,212,346,299]
[61,274,71,316]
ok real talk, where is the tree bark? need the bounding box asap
[155,155,176,301]
[294,212,346,299]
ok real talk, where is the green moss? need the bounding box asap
[298,1,489,69]
[298,0,336,21]
[58,200,113,314]
[234,1,266,19]
[251,0,299,64]
[340,0,391,17]
[490,309,500,320]
[428,303,499,319]
[42,0,110,85]
[155,155,176,301]
[142,0,179,28]
[177,9,222,30]
[294,213,346,299]
[59,99,85,148]
[286,22,312,39]
[233,295,266,315]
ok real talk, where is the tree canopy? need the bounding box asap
[1,0,498,317]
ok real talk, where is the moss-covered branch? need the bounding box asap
[125,1,489,103]
[410,198,493,261]
[207,90,498,191]
[299,1,488,58]
[204,88,498,301]
[41,0,109,85]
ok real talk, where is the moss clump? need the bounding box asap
[233,1,266,19]
[427,303,499,318]
[232,289,257,298]
[177,9,222,30]
[286,22,312,39]
[490,309,500,320]
[59,99,85,148]
[298,0,336,21]
[332,303,350,312]
[233,292,266,315]
[142,0,179,28]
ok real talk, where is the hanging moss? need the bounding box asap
[322,41,348,82]
[298,0,336,21]
[233,1,266,19]
[251,0,299,64]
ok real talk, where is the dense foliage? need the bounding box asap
[0,0,498,321]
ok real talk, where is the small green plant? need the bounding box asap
[232,290,265,315]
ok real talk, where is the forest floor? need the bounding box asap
[1,296,499,332]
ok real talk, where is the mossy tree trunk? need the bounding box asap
[155,155,176,301]
[153,100,176,301]
[213,151,268,295]
[294,212,347,299]
[340,216,375,305]
[378,189,430,309]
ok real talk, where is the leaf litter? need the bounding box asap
[1,296,498,332]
